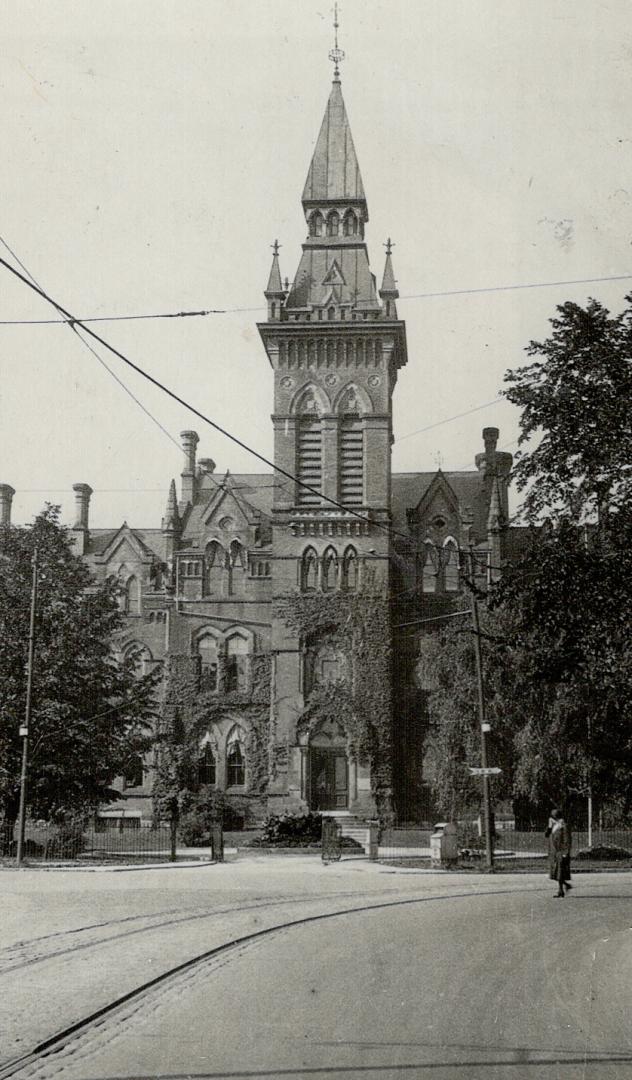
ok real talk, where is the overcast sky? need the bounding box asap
[2,0,631,528]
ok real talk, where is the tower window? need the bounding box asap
[339,417,363,506]
[297,418,322,506]
[327,211,340,237]
[309,211,324,237]
[443,539,460,592]
[343,210,357,236]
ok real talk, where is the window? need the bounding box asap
[198,743,216,787]
[297,418,322,506]
[309,211,324,237]
[124,575,140,614]
[322,547,338,592]
[443,539,460,592]
[226,632,249,693]
[327,211,339,237]
[227,540,245,596]
[206,541,226,594]
[197,634,219,691]
[123,754,144,789]
[226,731,246,787]
[422,543,436,593]
[343,210,357,236]
[339,417,363,506]
[341,547,358,591]
[301,547,318,591]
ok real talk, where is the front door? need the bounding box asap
[310,749,348,811]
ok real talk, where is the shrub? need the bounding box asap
[178,790,225,847]
[255,811,323,847]
[44,817,86,860]
[576,845,631,862]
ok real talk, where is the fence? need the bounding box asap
[378,823,632,870]
[0,820,177,864]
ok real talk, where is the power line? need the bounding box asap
[395,398,502,444]
[0,309,224,325]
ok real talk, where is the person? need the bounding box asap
[545,808,572,897]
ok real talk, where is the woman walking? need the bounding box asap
[545,809,572,897]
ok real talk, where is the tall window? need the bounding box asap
[322,547,338,592]
[206,541,225,595]
[343,210,357,236]
[226,632,249,693]
[297,418,322,506]
[309,211,324,236]
[197,633,219,691]
[227,540,245,596]
[341,547,358,591]
[339,417,363,506]
[301,547,318,592]
[422,542,436,593]
[327,211,339,236]
[198,742,216,787]
[226,729,246,787]
[124,575,140,614]
[443,539,460,592]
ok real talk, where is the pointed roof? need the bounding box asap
[380,251,398,297]
[265,244,284,297]
[162,479,180,533]
[302,80,366,205]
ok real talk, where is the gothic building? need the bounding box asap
[0,67,513,827]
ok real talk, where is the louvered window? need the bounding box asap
[339,417,364,506]
[297,419,322,505]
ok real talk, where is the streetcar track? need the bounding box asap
[0,885,549,1080]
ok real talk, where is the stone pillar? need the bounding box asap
[0,484,15,526]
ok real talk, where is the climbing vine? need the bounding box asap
[275,590,394,823]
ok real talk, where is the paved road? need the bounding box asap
[3,863,632,1079]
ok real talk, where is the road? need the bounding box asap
[1,859,632,1079]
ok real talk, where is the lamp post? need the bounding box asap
[16,545,38,867]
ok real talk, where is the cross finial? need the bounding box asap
[329,2,345,80]
[433,450,444,470]
[384,237,395,255]
[271,239,281,256]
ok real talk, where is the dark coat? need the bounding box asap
[545,820,572,883]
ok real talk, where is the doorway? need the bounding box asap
[309,749,348,811]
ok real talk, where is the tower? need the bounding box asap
[258,39,408,818]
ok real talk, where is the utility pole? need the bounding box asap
[16,545,38,867]
[468,546,494,871]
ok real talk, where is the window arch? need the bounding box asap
[123,753,144,789]
[123,575,140,614]
[326,211,339,237]
[122,641,152,675]
[197,740,216,787]
[422,542,437,594]
[301,547,318,592]
[343,210,357,236]
[205,540,226,595]
[443,538,460,592]
[341,547,359,591]
[309,210,324,237]
[197,632,219,691]
[322,547,339,592]
[226,726,246,787]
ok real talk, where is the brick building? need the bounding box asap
[1,69,514,828]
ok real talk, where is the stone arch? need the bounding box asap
[290,382,330,416]
[321,546,339,592]
[333,382,372,415]
[301,546,318,592]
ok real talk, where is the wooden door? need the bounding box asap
[310,749,348,811]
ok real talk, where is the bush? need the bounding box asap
[178,790,225,847]
[252,811,323,847]
[576,845,631,862]
[44,818,86,860]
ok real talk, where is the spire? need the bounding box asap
[487,477,504,534]
[380,238,399,317]
[265,240,284,296]
[302,79,366,206]
[161,478,180,534]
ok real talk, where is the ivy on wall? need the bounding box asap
[275,590,394,823]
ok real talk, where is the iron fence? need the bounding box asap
[0,821,177,864]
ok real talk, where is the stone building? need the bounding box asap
[1,68,514,828]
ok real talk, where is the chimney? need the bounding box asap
[72,483,93,554]
[198,458,216,475]
[0,484,15,526]
[475,427,499,472]
[180,430,199,505]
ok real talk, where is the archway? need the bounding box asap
[308,716,348,811]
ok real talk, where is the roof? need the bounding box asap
[302,80,366,204]
[391,471,483,533]
[286,245,379,310]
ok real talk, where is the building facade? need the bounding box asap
[1,70,514,827]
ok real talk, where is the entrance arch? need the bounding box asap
[308,717,348,811]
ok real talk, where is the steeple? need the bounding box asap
[265,240,285,321]
[161,478,180,535]
[302,79,366,210]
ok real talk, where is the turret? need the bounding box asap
[264,241,285,321]
[379,238,399,319]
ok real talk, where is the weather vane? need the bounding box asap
[384,237,395,256]
[329,2,345,79]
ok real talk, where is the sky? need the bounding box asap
[1,0,631,528]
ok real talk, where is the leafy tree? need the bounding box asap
[504,297,632,521]
[0,507,157,828]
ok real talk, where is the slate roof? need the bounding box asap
[302,80,366,204]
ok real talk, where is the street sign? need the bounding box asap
[469,767,502,776]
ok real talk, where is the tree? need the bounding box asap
[504,297,632,521]
[0,507,158,828]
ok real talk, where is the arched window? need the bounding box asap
[226,728,246,787]
[197,633,219,691]
[341,547,358,591]
[123,753,144,789]
[322,547,338,592]
[123,641,152,676]
[198,742,216,787]
[309,211,324,237]
[206,541,225,595]
[443,539,460,592]
[301,547,318,592]
[422,542,437,594]
[227,540,245,596]
[343,210,357,236]
[124,575,140,614]
[327,211,339,237]
[226,632,249,693]
[327,305,336,321]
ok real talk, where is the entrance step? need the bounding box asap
[330,815,374,855]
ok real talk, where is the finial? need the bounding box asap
[433,451,444,470]
[384,237,394,256]
[329,2,345,81]
[271,239,281,256]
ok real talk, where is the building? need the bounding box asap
[0,64,514,828]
